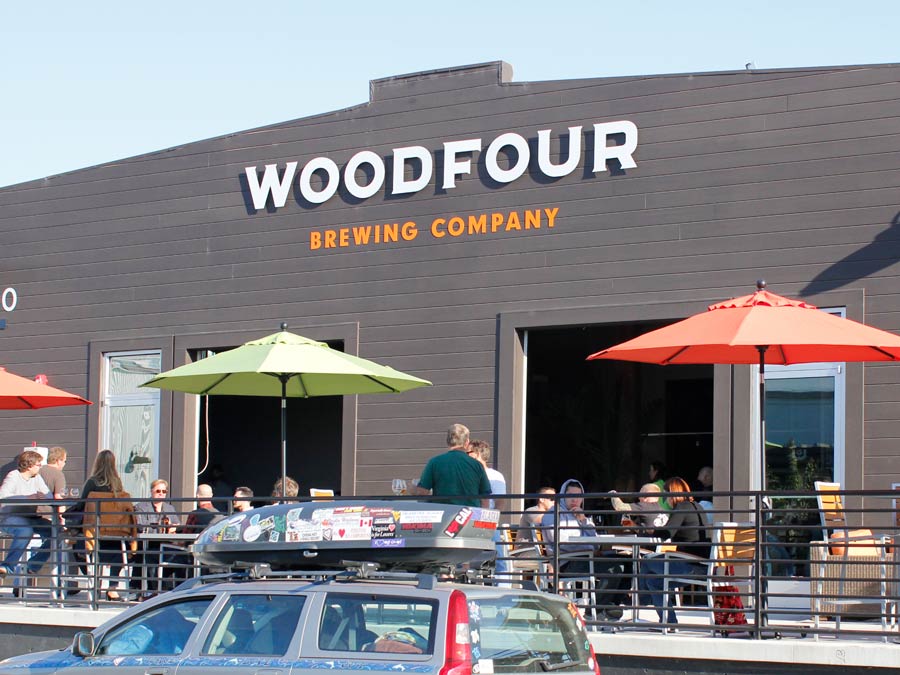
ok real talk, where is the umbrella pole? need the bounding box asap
[757,345,768,492]
[280,375,288,498]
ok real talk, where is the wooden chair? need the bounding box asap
[814,481,847,539]
[811,481,893,640]
[706,522,756,632]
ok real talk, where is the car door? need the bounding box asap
[176,591,308,675]
[60,596,216,675]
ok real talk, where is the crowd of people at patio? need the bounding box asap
[0,422,720,613]
[0,422,897,642]
[0,446,304,601]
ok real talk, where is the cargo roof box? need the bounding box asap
[192,500,499,572]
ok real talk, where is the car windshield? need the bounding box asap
[469,595,592,673]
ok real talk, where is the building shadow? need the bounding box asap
[800,212,900,295]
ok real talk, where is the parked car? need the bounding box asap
[0,568,601,675]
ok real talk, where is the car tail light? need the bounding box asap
[587,639,601,675]
[439,589,472,675]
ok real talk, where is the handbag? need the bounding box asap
[712,564,748,626]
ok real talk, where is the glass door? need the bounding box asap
[765,362,844,489]
[101,351,162,499]
[759,359,844,577]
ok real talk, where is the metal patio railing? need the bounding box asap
[0,488,897,642]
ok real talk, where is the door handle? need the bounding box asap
[145,670,169,675]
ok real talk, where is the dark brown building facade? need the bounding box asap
[2,61,899,504]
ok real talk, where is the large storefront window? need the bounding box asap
[102,351,162,499]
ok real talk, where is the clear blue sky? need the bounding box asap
[2,1,898,188]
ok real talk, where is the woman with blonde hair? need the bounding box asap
[78,450,136,601]
[638,476,710,626]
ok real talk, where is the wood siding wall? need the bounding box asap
[2,61,900,494]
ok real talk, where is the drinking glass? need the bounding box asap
[391,479,407,496]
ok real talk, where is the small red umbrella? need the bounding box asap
[588,281,900,488]
[0,367,92,409]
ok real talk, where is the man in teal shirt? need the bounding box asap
[415,424,491,508]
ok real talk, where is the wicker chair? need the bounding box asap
[811,482,893,640]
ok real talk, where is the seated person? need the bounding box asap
[130,478,181,596]
[638,477,711,625]
[516,486,554,545]
[233,487,254,513]
[541,478,629,621]
[609,483,669,531]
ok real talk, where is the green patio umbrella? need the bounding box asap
[142,324,431,495]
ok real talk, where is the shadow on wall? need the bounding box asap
[801,212,900,296]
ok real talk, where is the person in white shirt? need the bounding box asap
[468,440,511,585]
[0,450,53,576]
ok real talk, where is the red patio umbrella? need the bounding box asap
[0,367,92,409]
[587,281,900,489]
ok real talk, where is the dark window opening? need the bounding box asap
[524,323,713,495]
[193,344,343,502]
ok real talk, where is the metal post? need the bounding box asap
[757,345,768,492]
[552,494,560,593]
[280,375,288,499]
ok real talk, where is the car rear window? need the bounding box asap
[469,595,593,673]
[318,592,438,655]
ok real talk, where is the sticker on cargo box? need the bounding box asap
[472,519,498,530]
[473,509,499,523]
[371,523,397,538]
[222,525,241,542]
[286,519,323,542]
[371,538,406,548]
[331,515,373,541]
[243,524,262,542]
[399,510,444,524]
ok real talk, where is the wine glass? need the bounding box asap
[391,479,407,496]
[68,487,80,498]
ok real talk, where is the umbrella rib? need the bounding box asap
[364,375,401,393]
[872,346,900,360]
[200,373,232,395]
[296,373,308,397]
[660,346,690,365]
[17,396,36,410]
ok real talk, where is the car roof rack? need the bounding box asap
[175,560,439,591]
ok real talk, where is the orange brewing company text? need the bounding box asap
[309,207,560,251]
